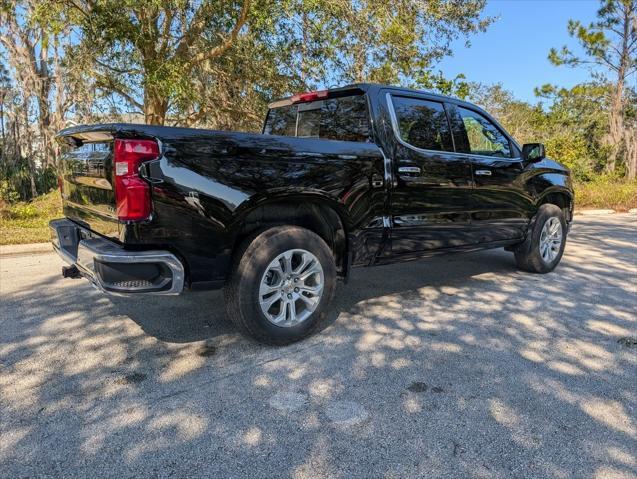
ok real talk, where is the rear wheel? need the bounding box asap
[224,226,336,345]
[514,204,567,273]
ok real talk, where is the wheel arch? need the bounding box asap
[537,187,574,222]
[230,195,350,278]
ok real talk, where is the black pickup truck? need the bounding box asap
[51,83,573,344]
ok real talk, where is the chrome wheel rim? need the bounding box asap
[539,217,562,263]
[258,249,324,327]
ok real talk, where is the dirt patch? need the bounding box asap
[617,337,637,348]
[115,372,147,385]
[197,344,217,357]
[407,382,428,393]
[406,382,446,394]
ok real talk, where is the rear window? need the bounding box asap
[264,95,371,143]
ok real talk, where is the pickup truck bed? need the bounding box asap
[55,122,386,290]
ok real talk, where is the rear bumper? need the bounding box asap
[49,218,185,295]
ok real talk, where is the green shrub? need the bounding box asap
[0,159,58,203]
[545,134,597,181]
[0,191,63,245]
[574,177,637,211]
[10,204,39,219]
[0,179,20,203]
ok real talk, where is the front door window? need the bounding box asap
[456,107,511,158]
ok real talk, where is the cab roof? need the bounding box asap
[268,83,470,109]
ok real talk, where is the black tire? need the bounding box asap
[224,226,337,345]
[514,203,567,273]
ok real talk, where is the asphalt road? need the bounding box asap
[1,214,636,479]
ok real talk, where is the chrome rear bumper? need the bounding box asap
[50,218,185,295]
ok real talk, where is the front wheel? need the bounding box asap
[514,204,567,273]
[224,226,337,345]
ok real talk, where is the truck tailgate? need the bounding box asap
[58,133,119,239]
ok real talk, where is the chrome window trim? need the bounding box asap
[385,92,523,163]
[385,92,453,156]
[379,147,394,187]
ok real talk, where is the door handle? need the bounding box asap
[371,174,384,188]
[398,166,421,174]
[475,169,492,176]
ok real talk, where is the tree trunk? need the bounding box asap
[0,98,5,157]
[37,92,55,167]
[52,34,65,161]
[144,88,168,125]
[605,77,624,175]
[13,111,21,160]
[626,128,637,180]
[21,101,37,198]
[300,10,308,86]
[353,45,365,82]
[605,2,634,178]
[36,29,56,168]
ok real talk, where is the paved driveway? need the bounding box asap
[1,214,636,479]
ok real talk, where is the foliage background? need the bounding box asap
[0,0,635,245]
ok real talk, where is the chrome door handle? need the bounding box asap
[398,166,421,174]
[475,169,492,176]
[371,174,384,188]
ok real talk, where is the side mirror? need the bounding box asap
[522,143,545,162]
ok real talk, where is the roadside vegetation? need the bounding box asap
[0,0,635,244]
[0,190,62,245]
[575,177,637,211]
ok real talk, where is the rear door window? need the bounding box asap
[390,96,454,152]
[264,95,371,143]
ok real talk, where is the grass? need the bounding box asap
[0,179,635,246]
[0,191,63,245]
[574,178,637,212]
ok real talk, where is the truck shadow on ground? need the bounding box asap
[1,216,636,478]
[109,247,521,344]
[109,215,637,347]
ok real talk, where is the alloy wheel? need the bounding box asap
[258,249,324,327]
[539,216,563,263]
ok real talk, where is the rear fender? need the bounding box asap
[229,193,350,277]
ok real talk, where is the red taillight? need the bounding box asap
[291,90,329,104]
[113,138,159,221]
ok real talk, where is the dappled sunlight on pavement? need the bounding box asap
[1,214,636,478]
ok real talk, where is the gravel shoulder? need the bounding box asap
[1,214,636,479]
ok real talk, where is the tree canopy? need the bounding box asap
[0,0,636,203]
[548,0,636,178]
[31,0,492,126]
